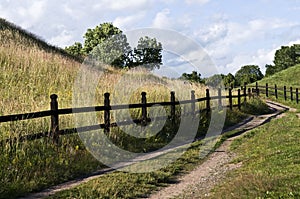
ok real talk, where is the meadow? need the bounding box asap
[0,18,273,198]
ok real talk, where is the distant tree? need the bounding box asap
[65,42,83,58]
[132,36,163,70]
[223,73,236,88]
[265,64,276,77]
[274,46,296,72]
[180,71,204,83]
[235,65,264,85]
[205,74,225,87]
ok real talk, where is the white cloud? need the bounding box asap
[185,0,210,5]
[94,0,151,11]
[48,29,74,47]
[152,9,173,29]
[113,12,146,30]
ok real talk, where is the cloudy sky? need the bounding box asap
[1,0,300,76]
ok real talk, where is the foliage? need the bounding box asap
[82,22,122,55]
[65,23,163,70]
[204,74,224,87]
[180,71,204,84]
[266,44,300,76]
[223,73,236,88]
[132,36,163,70]
[90,33,132,68]
[234,65,264,86]
[65,42,83,59]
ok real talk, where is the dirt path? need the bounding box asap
[21,101,291,199]
[147,101,291,199]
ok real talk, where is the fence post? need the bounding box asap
[206,89,210,114]
[243,83,247,102]
[191,90,195,113]
[238,89,241,110]
[275,84,278,99]
[266,83,268,97]
[141,92,147,126]
[104,93,110,133]
[256,82,259,96]
[50,94,59,143]
[170,91,176,124]
[229,88,233,110]
[290,87,293,101]
[218,88,222,109]
[284,86,287,101]
[248,88,252,99]
[296,88,299,104]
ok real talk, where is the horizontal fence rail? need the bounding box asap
[0,87,255,144]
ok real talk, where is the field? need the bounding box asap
[0,18,288,198]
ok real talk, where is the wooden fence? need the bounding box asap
[249,82,299,104]
[0,87,252,144]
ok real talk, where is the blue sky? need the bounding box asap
[1,0,300,76]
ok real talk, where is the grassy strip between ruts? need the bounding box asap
[210,111,300,198]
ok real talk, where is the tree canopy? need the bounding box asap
[235,65,263,85]
[65,22,163,70]
[180,71,204,83]
[133,36,162,70]
[266,44,300,76]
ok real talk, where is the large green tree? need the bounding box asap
[65,23,163,69]
[235,65,263,85]
[82,22,122,55]
[90,33,132,68]
[132,36,163,70]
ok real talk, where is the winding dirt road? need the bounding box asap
[21,101,291,199]
[147,101,291,199]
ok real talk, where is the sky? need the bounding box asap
[1,0,300,76]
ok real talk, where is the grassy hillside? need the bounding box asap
[258,64,300,88]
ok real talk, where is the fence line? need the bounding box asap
[249,82,299,104]
[0,87,253,144]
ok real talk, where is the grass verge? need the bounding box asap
[211,112,300,198]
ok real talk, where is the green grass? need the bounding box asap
[252,64,300,109]
[211,112,300,198]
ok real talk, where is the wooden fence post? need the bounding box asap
[266,83,268,97]
[238,89,241,110]
[191,90,195,113]
[284,86,287,101]
[170,91,176,124]
[104,93,110,133]
[290,87,293,101]
[229,88,233,110]
[218,88,222,109]
[206,89,210,114]
[50,94,59,143]
[275,84,278,99]
[248,88,252,99]
[296,88,299,104]
[141,92,147,126]
[256,82,259,96]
